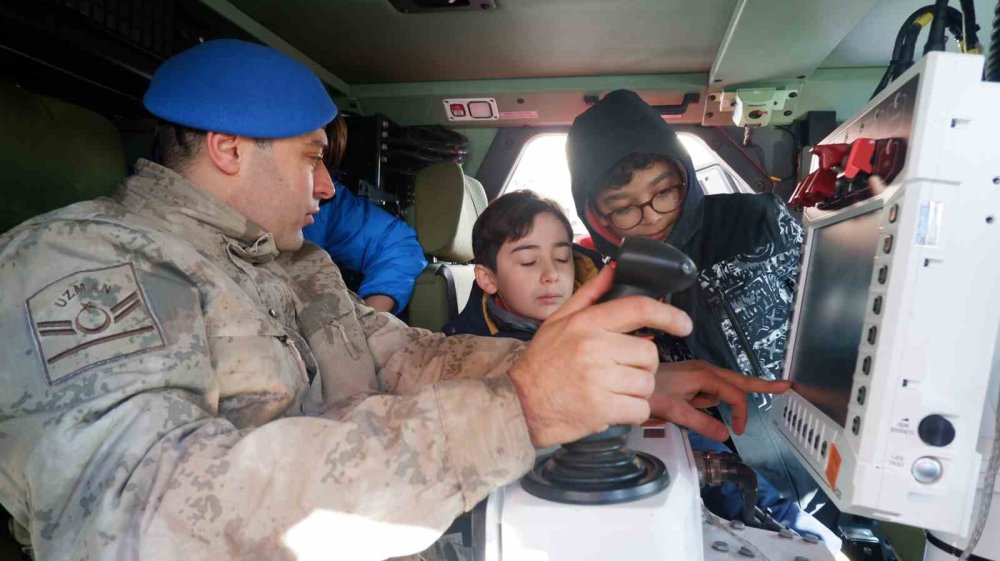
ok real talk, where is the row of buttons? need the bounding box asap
[782,403,829,459]
[849,202,901,437]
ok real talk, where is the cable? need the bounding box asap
[957,390,1000,561]
[925,0,952,53]
[872,5,967,98]
[987,0,1000,82]
[958,0,983,52]
[873,7,934,98]
[718,127,772,182]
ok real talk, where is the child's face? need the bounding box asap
[475,212,575,323]
[593,159,685,242]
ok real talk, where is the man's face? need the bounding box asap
[593,159,685,242]
[239,128,334,251]
[476,212,576,323]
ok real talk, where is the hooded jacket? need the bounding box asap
[567,90,816,504]
[567,89,803,381]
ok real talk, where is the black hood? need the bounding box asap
[566,89,704,257]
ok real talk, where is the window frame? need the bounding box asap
[476,125,779,203]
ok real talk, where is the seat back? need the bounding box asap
[0,83,127,234]
[407,162,487,331]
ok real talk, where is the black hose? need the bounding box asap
[899,9,966,73]
[874,5,936,97]
[987,0,1000,82]
[958,0,982,50]
[873,4,967,98]
[924,0,952,53]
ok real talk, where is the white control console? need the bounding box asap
[482,422,703,561]
[774,52,1000,536]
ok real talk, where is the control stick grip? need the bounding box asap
[599,237,698,304]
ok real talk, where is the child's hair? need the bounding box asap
[472,191,573,271]
[602,152,677,191]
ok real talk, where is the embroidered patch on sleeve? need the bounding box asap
[26,262,166,385]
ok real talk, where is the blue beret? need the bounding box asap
[144,39,337,139]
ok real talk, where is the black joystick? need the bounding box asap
[521,237,698,505]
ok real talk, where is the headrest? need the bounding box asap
[0,83,126,233]
[144,39,337,138]
[410,161,487,262]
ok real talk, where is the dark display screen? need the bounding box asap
[788,210,882,427]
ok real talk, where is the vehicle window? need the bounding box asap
[501,131,750,236]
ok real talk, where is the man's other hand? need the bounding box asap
[508,267,694,448]
[649,360,791,441]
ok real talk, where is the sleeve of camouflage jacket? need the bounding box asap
[0,218,534,561]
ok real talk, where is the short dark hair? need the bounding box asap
[326,114,348,169]
[472,191,573,271]
[152,121,273,172]
[602,152,677,191]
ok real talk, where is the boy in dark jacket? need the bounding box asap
[444,191,836,541]
[565,89,818,512]
[444,191,602,341]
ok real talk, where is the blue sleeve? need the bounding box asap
[303,186,427,314]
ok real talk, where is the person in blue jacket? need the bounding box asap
[303,115,427,314]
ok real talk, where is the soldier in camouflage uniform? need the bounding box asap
[0,40,787,560]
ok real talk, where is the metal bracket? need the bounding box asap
[702,86,801,127]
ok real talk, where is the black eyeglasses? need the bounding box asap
[598,185,684,230]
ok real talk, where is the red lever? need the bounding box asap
[811,143,851,170]
[844,139,877,179]
[790,168,837,207]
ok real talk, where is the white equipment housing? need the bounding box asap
[772,52,1000,536]
[482,423,704,561]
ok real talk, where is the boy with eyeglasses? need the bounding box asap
[566,90,823,519]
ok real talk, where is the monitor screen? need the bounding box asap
[787,210,882,427]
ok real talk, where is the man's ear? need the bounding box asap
[474,264,499,295]
[204,132,244,176]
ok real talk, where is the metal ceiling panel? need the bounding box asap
[709,0,879,86]
[225,0,738,83]
[200,0,352,94]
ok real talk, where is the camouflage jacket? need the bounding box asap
[0,160,534,560]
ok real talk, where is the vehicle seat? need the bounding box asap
[407,161,487,331]
[0,83,126,234]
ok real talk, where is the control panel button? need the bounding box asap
[912,456,943,484]
[918,414,956,447]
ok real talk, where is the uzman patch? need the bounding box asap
[26,262,166,385]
